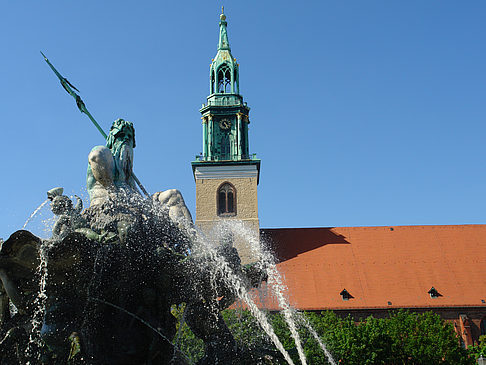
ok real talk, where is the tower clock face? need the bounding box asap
[219,119,232,130]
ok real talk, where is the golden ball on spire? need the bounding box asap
[220,6,226,20]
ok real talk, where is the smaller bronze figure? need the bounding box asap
[47,187,85,240]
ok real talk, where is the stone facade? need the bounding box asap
[195,177,258,222]
[194,168,260,264]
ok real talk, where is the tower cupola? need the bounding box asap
[195,8,257,164]
[210,7,239,95]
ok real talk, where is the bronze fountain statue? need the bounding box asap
[0,55,274,364]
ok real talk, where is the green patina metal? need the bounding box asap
[41,52,149,197]
[193,8,260,176]
[41,51,107,140]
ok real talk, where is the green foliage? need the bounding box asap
[170,304,204,363]
[305,310,474,364]
[172,306,474,365]
[222,308,273,350]
[383,310,472,364]
[469,335,486,359]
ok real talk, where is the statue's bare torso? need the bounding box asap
[86,119,193,233]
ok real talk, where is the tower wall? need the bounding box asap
[194,164,260,264]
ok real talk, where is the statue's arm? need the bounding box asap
[52,220,61,236]
[88,146,114,188]
[74,195,83,213]
[86,164,96,195]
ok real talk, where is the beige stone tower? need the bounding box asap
[191,10,260,264]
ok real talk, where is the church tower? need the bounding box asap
[192,9,260,263]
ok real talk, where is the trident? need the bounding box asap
[40,51,149,197]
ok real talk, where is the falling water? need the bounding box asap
[22,199,49,229]
[300,317,337,365]
[25,240,51,364]
[256,250,307,365]
[218,220,337,365]
[189,227,296,365]
[217,221,307,364]
[9,301,18,317]
[15,193,334,363]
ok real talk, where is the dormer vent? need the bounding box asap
[428,287,442,298]
[340,288,354,301]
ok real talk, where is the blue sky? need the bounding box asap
[1,1,486,239]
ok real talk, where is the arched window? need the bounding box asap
[217,183,236,216]
[218,65,231,93]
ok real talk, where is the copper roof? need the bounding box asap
[261,225,486,311]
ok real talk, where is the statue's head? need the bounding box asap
[106,118,136,150]
[51,195,73,215]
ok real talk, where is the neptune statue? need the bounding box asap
[87,118,138,206]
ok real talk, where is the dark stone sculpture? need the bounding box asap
[0,196,271,364]
[0,119,274,364]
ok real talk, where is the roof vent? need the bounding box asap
[340,289,354,301]
[428,287,442,298]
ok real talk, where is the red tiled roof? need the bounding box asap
[261,225,486,311]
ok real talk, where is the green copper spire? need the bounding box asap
[193,8,260,175]
[218,7,230,51]
[210,8,239,95]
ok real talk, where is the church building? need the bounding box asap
[192,9,486,347]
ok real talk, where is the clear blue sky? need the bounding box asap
[1,1,486,239]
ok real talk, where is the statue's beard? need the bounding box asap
[115,140,134,182]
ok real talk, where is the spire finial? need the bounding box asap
[218,7,229,50]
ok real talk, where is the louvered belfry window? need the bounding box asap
[218,65,231,93]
